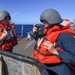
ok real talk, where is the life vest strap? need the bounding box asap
[35,49,57,56]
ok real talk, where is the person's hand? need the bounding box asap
[33,24,40,33]
[2,29,8,39]
[33,26,38,33]
[9,22,15,30]
[43,41,58,55]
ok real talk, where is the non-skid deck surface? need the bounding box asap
[13,39,36,57]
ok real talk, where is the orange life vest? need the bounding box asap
[33,20,75,64]
[0,23,18,50]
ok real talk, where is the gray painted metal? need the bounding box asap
[0,50,50,75]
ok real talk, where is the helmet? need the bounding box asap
[40,9,63,25]
[0,10,11,20]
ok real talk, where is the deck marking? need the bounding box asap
[24,40,35,49]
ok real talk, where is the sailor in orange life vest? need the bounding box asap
[0,10,18,52]
[32,9,75,75]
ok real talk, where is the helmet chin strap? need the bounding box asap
[45,24,63,29]
[44,24,54,29]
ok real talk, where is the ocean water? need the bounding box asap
[15,24,43,38]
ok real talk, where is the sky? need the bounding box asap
[0,0,75,24]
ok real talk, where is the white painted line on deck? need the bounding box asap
[24,40,35,49]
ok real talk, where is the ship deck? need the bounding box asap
[13,38,36,57]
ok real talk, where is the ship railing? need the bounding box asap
[0,50,50,75]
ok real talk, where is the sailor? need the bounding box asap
[0,10,18,52]
[33,9,75,75]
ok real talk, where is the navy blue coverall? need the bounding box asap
[45,33,75,75]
